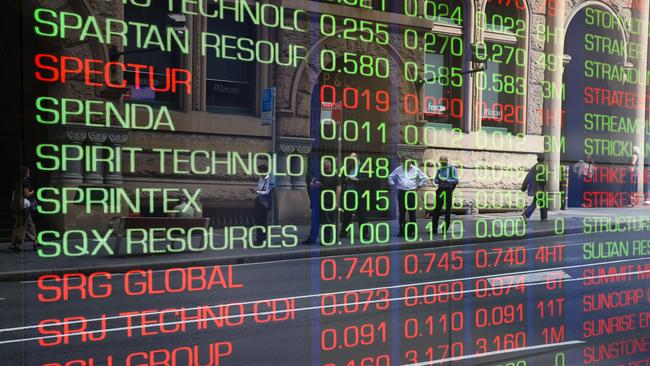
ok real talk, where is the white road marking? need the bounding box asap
[19,231,632,284]
[0,264,648,345]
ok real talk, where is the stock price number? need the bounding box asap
[474,246,527,269]
[319,15,389,45]
[404,342,464,364]
[321,189,390,212]
[475,331,527,353]
[323,354,391,366]
[474,303,524,328]
[320,156,390,179]
[404,63,463,87]
[402,251,463,275]
[320,50,390,79]
[477,73,526,96]
[321,321,388,351]
[320,289,391,316]
[402,0,463,25]
[403,312,464,339]
[402,282,465,307]
[474,275,526,298]
[320,256,390,281]
[320,119,388,144]
[319,86,390,113]
[403,31,463,56]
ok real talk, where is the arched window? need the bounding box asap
[123,0,185,109]
[478,0,528,134]
[414,0,465,129]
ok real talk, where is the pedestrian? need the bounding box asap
[430,156,458,234]
[170,195,195,218]
[627,146,640,207]
[311,160,340,245]
[389,157,428,237]
[571,153,594,208]
[340,152,371,240]
[302,159,317,244]
[254,164,272,245]
[10,166,40,252]
[521,154,548,222]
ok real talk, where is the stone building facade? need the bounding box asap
[24,0,649,231]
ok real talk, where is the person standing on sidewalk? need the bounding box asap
[254,164,272,245]
[10,166,40,252]
[340,152,370,240]
[389,157,429,237]
[430,156,458,235]
[312,160,340,245]
[521,154,548,222]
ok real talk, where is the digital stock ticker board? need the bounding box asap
[3,0,650,365]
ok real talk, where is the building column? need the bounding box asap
[50,125,87,185]
[84,129,107,184]
[105,129,129,185]
[274,136,314,225]
[631,2,649,205]
[543,1,567,211]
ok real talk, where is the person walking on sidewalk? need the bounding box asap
[254,164,272,245]
[340,152,370,240]
[9,166,40,252]
[521,154,548,222]
[430,156,458,235]
[627,146,640,207]
[389,157,429,237]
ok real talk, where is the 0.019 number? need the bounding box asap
[320,85,390,113]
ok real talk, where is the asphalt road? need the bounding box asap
[1,230,649,366]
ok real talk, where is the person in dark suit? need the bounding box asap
[521,154,548,222]
[431,156,459,234]
[254,164,272,244]
[10,166,40,252]
[339,152,371,240]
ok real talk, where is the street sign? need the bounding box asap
[320,102,342,124]
[261,87,276,126]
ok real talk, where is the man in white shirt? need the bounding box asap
[170,196,195,218]
[389,158,429,237]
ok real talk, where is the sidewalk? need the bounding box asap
[1,208,648,281]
